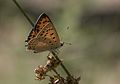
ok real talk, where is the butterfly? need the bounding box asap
[25,13,63,53]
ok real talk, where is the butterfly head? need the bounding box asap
[60,42,64,47]
[61,42,72,46]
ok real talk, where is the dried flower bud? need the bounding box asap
[44,55,61,71]
[34,65,47,80]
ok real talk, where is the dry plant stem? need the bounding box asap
[13,0,73,78]
[52,68,61,78]
[13,0,34,27]
[51,51,72,77]
[52,68,65,84]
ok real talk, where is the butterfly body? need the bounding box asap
[25,13,63,53]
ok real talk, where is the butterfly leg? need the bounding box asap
[56,49,60,54]
[52,49,60,55]
[34,50,39,53]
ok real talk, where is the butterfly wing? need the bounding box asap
[26,13,61,52]
[25,13,53,42]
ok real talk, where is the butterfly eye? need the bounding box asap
[60,43,64,46]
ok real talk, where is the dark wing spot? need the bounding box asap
[44,38,46,40]
[49,41,51,43]
[50,33,54,35]
[43,21,45,24]
[40,19,42,21]
[46,33,48,34]
[36,29,39,33]
[36,25,39,28]
[43,20,48,23]
[55,41,57,42]
[53,37,55,39]
[40,34,43,36]
[42,31,45,33]
[38,21,41,24]
[33,35,35,37]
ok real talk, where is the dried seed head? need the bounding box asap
[34,65,47,80]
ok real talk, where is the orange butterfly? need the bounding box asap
[25,13,63,53]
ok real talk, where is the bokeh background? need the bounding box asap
[0,0,120,84]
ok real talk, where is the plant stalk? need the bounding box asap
[13,0,34,27]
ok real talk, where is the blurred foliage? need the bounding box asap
[0,0,120,84]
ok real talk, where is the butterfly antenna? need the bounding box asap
[67,26,69,30]
[63,42,72,45]
[60,26,72,46]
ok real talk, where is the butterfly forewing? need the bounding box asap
[36,22,61,46]
[25,13,52,42]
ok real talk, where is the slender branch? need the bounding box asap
[13,0,34,27]
[51,51,72,77]
[52,68,65,84]
[52,68,60,77]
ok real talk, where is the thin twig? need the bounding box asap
[13,0,34,27]
[51,51,72,77]
[52,68,60,77]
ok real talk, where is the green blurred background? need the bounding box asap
[0,0,120,84]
